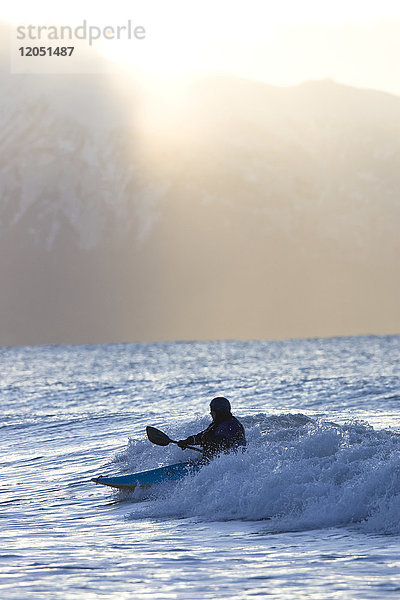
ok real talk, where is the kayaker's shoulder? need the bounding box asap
[217,415,244,432]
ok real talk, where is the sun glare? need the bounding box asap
[3,0,400,93]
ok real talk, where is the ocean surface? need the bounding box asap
[1,335,400,599]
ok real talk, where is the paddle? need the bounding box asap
[146,426,203,453]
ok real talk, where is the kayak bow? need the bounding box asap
[92,461,201,491]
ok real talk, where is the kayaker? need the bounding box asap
[177,397,246,460]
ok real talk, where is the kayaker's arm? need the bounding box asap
[177,432,203,449]
[178,419,246,455]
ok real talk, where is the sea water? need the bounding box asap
[1,335,400,599]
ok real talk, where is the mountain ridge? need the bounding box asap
[1,74,399,345]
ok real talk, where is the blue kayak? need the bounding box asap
[92,461,201,491]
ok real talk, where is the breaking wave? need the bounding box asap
[120,413,400,534]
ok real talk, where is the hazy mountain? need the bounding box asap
[0,68,399,346]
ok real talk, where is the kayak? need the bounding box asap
[92,461,201,491]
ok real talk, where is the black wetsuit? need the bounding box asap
[186,412,246,459]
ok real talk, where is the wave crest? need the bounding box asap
[121,414,400,534]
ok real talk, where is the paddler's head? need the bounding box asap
[210,397,231,422]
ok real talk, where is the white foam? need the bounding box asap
[122,414,400,534]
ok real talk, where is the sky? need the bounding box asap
[3,0,400,95]
[1,1,400,345]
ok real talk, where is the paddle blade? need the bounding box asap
[146,426,174,447]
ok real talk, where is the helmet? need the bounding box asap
[210,397,231,412]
